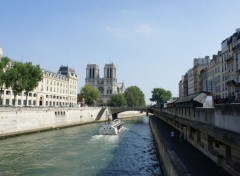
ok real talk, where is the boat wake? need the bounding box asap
[90,134,119,144]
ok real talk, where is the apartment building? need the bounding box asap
[0,54,78,107]
[226,29,240,100]
[179,28,240,101]
[178,77,183,98]
[193,57,210,93]
[188,68,194,95]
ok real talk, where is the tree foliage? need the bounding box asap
[150,88,172,105]
[0,57,10,89]
[109,94,127,107]
[5,62,28,105]
[80,84,100,106]
[0,57,11,104]
[3,60,43,106]
[24,62,43,106]
[124,86,145,107]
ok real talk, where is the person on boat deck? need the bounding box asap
[107,117,111,124]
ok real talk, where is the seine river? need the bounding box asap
[0,116,162,176]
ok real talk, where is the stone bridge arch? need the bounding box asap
[109,107,149,120]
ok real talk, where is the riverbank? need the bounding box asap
[0,107,111,138]
[0,107,146,139]
[117,111,146,119]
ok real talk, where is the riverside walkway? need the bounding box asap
[150,116,231,176]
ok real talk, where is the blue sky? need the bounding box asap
[0,0,239,104]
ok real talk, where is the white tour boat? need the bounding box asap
[99,119,124,135]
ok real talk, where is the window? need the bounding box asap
[5,99,9,105]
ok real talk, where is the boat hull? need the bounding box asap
[99,119,123,135]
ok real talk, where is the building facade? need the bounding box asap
[188,68,194,95]
[178,79,183,98]
[193,56,210,93]
[85,63,125,104]
[220,39,229,99]
[226,29,240,100]
[0,61,78,107]
[179,28,240,102]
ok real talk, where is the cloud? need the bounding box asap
[104,26,125,37]
[104,23,154,37]
[135,24,153,33]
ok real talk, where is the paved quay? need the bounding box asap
[150,116,231,176]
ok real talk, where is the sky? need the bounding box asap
[0,0,239,105]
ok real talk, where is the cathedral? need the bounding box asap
[85,63,125,104]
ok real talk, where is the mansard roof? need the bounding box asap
[58,65,77,77]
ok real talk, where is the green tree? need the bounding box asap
[5,62,28,106]
[124,86,146,107]
[171,97,178,101]
[0,57,10,104]
[109,94,127,107]
[24,62,43,106]
[150,88,172,105]
[80,84,100,106]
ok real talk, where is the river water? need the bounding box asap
[0,116,163,176]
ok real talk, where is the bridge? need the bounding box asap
[109,107,152,119]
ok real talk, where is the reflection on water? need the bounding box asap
[0,116,162,176]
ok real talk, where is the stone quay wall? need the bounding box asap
[0,107,111,138]
[117,111,146,119]
[149,117,189,176]
[195,104,240,134]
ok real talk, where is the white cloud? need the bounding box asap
[104,24,154,37]
[104,26,125,37]
[135,24,153,33]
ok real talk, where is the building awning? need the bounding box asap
[175,92,212,108]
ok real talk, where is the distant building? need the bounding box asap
[179,28,240,102]
[183,72,188,97]
[178,79,183,98]
[0,56,78,107]
[226,28,240,100]
[188,68,194,95]
[193,56,210,93]
[85,63,125,104]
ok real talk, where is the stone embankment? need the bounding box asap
[0,107,145,138]
[117,111,146,119]
[150,115,232,176]
[0,107,111,138]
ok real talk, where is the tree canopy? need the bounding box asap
[109,94,127,107]
[24,62,43,106]
[0,57,10,90]
[150,88,172,105]
[5,62,28,105]
[80,84,100,106]
[2,59,43,106]
[124,86,145,107]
